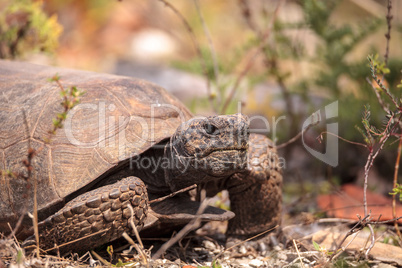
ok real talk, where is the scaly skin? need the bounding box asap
[24,177,148,253]
[226,134,282,237]
[198,133,282,239]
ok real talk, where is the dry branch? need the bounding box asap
[193,0,220,98]
[152,190,208,260]
[221,0,285,114]
[149,184,197,204]
[156,0,215,111]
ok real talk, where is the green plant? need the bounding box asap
[0,0,62,58]
[47,74,85,136]
[313,240,335,256]
[389,183,402,202]
[198,261,223,268]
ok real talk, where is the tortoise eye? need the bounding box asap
[204,123,220,135]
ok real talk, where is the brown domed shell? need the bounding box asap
[0,60,192,232]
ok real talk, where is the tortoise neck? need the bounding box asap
[164,140,216,192]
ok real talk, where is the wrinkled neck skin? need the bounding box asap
[132,141,213,199]
[130,142,222,199]
[163,138,242,192]
[164,143,204,192]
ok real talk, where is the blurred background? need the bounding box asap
[1,0,402,223]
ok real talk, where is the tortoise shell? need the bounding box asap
[0,60,192,232]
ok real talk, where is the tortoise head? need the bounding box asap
[165,114,249,191]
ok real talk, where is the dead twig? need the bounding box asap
[90,250,112,266]
[274,66,298,140]
[392,138,402,240]
[330,231,360,261]
[363,132,391,217]
[6,207,27,241]
[238,0,262,37]
[152,190,208,260]
[20,110,40,257]
[375,215,402,224]
[213,225,278,262]
[328,214,402,261]
[156,0,215,112]
[122,232,148,267]
[126,203,148,267]
[240,1,297,139]
[43,228,110,253]
[127,204,144,249]
[317,131,368,148]
[7,223,22,251]
[221,0,284,114]
[193,0,220,105]
[293,239,305,268]
[149,184,197,204]
[383,1,402,241]
[276,118,320,149]
[329,214,371,261]
[383,0,393,67]
[365,223,376,258]
[32,174,39,258]
[361,132,390,258]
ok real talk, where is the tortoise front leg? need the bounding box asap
[226,133,282,238]
[23,177,148,254]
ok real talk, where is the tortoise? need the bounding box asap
[0,60,282,254]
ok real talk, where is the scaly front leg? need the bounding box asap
[23,177,148,254]
[226,133,282,238]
